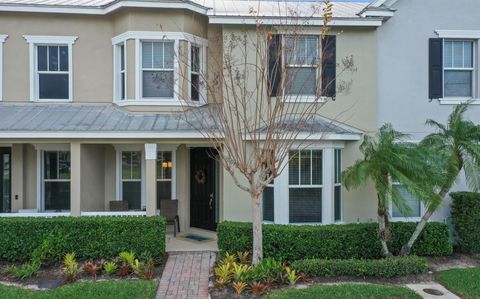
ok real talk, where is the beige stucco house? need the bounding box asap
[0,0,393,232]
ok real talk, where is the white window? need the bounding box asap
[391,183,422,220]
[141,41,175,98]
[334,149,342,222]
[288,150,323,223]
[157,151,173,206]
[284,36,319,96]
[23,36,77,101]
[0,34,7,101]
[43,151,70,211]
[115,43,126,101]
[121,151,143,210]
[444,40,475,98]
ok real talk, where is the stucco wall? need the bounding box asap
[23,144,37,210]
[80,144,105,211]
[377,0,480,221]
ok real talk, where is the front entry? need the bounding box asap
[190,148,217,231]
[0,147,11,213]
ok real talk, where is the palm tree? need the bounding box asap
[342,124,441,257]
[400,103,480,256]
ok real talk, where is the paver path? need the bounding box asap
[156,251,216,299]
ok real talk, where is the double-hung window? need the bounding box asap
[157,151,173,207]
[190,45,201,101]
[263,181,274,222]
[37,45,69,100]
[334,149,342,222]
[141,41,174,98]
[284,36,319,96]
[444,40,475,98]
[121,151,142,210]
[288,150,323,223]
[44,151,70,211]
[116,43,126,100]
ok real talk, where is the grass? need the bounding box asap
[437,267,480,299]
[265,283,421,299]
[0,280,158,299]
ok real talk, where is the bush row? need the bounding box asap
[0,216,166,262]
[291,256,428,278]
[451,192,480,253]
[217,221,452,261]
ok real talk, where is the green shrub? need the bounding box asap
[451,192,480,253]
[292,256,428,278]
[5,260,41,279]
[0,216,166,262]
[217,221,452,260]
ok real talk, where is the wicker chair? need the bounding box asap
[160,199,180,237]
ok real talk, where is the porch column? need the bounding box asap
[145,144,157,216]
[322,147,335,224]
[70,142,81,217]
[11,144,24,212]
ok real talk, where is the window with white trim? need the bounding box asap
[391,183,422,218]
[284,36,319,96]
[43,151,70,211]
[141,41,174,98]
[116,43,126,100]
[334,149,342,222]
[190,45,201,101]
[263,181,274,222]
[444,40,475,97]
[288,150,323,223]
[121,151,142,210]
[36,45,69,100]
[157,151,173,207]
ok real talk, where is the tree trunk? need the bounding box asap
[378,208,392,257]
[251,194,263,266]
[400,188,450,256]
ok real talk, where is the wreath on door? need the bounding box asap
[195,169,206,184]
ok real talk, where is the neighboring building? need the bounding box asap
[0,0,470,232]
[365,0,480,223]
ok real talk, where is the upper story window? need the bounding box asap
[23,36,77,102]
[116,43,126,101]
[190,45,201,101]
[141,41,175,99]
[284,36,319,96]
[444,40,474,98]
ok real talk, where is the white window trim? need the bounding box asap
[111,31,208,107]
[34,143,70,212]
[0,34,7,101]
[23,35,77,102]
[389,182,426,222]
[113,41,127,101]
[435,30,480,105]
[114,144,146,210]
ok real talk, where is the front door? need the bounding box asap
[190,148,217,231]
[0,147,11,213]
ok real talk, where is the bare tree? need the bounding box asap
[174,0,356,265]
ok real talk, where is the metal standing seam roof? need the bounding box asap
[0,0,369,18]
[0,103,359,137]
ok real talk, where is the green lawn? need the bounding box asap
[0,280,158,299]
[265,283,421,299]
[437,267,480,299]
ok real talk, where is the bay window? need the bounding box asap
[44,151,70,211]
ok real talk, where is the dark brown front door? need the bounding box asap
[190,148,217,231]
[0,147,11,213]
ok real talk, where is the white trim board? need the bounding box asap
[0,34,7,101]
[435,30,480,39]
[208,17,383,27]
[112,31,208,47]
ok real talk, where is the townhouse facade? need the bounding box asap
[0,0,474,232]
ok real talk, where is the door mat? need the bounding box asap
[177,233,215,243]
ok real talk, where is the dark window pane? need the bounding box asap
[300,150,311,185]
[334,185,341,221]
[334,149,341,184]
[122,152,132,180]
[123,181,141,210]
[156,181,172,208]
[163,42,174,69]
[289,187,322,223]
[444,71,472,97]
[37,46,48,71]
[143,71,174,98]
[191,46,200,72]
[157,152,172,180]
[58,152,70,180]
[44,152,58,180]
[263,186,274,222]
[59,46,68,71]
[191,73,199,101]
[48,46,59,71]
[120,45,125,71]
[289,151,299,185]
[39,74,69,99]
[2,153,11,213]
[121,73,125,100]
[44,181,70,211]
[285,67,316,95]
[311,150,322,185]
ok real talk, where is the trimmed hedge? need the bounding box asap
[0,216,166,262]
[217,221,452,260]
[451,192,480,253]
[291,256,428,278]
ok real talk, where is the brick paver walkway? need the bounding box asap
[156,251,216,299]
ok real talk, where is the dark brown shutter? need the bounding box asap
[322,35,336,98]
[268,34,282,97]
[429,38,443,99]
